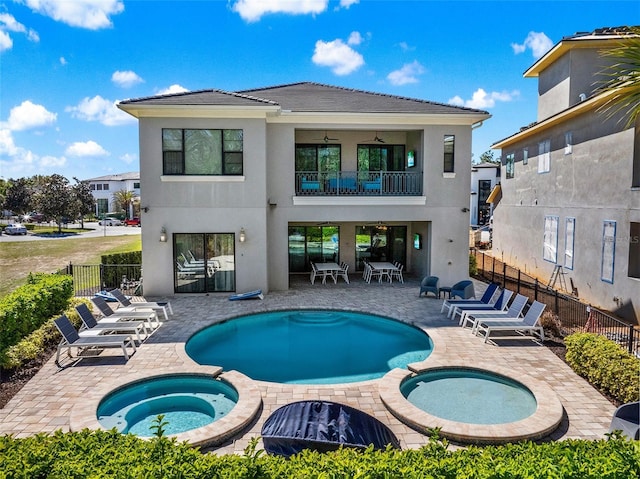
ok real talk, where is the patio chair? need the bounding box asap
[475,300,546,343]
[92,296,161,328]
[110,288,173,320]
[53,314,137,366]
[75,303,152,343]
[392,264,404,283]
[419,276,439,298]
[450,280,475,300]
[608,401,640,440]
[450,289,514,322]
[440,282,499,317]
[338,262,350,284]
[460,293,529,331]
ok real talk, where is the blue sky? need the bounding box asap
[0,0,637,181]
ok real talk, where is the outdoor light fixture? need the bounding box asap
[239,228,246,243]
[160,227,167,243]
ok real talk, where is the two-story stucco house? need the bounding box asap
[118,82,490,296]
[85,172,140,217]
[491,27,640,321]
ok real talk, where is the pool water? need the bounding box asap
[401,368,537,424]
[185,310,433,384]
[97,375,238,436]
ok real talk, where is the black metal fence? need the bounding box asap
[61,263,142,297]
[471,250,639,355]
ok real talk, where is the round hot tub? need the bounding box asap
[97,374,238,436]
[379,365,563,444]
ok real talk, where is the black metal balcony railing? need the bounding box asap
[295,171,423,196]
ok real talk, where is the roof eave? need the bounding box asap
[268,111,491,126]
[117,103,281,119]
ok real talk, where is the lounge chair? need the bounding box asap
[460,294,529,331]
[419,276,439,298]
[440,282,499,317]
[92,296,160,328]
[450,289,514,322]
[75,303,151,343]
[475,300,547,343]
[110,288,173,320]
[608,401,640,440]
[53,314,137,366]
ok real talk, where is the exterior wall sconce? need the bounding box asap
[461,207,469,213]
[239,228,246,243]
[160,227,167,243]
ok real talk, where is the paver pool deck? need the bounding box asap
[0,276,616,453]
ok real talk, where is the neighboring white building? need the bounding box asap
[118,82,490,296]
[470,162,500,227]
[491,27,640,321]
[85,172,140,217]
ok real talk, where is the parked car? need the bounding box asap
[4,223,27,235]
[98,218,122,226]
[124,217,141,226]
[22,212,45,223]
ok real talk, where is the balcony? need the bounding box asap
[295,171,423,196]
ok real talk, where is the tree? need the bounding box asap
[112,189,136,219]
[32,174,74,233]
[475,150,499,165]
[598,26,640,128]
[71,178,95,228]
[2,177,33,217]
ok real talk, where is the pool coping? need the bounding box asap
[69,365,263,448]
[379,362,564,445]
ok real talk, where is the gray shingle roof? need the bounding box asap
[85,172,139,182]
[119,82,488,116]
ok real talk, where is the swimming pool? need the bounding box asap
[97,374,238,436]
[185,310,433,384]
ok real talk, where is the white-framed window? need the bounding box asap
[538,139,550,173]
[564,217,575,270]
[629,222,640,279]
[543,215,558,263]
[523,148,528,165]
[601,220,616,284]
[443,135,455,173]
[564,132,573,155]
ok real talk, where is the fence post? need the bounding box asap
[491,256,496,283]
[100,264,105,289]
[502,263,507,288]
[628,325,634,354]
[554,289,559,313]
[517,269,521,294]
[534,279,539,301]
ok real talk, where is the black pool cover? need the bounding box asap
[261,400,401,457]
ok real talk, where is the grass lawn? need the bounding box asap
[0,236,141,298]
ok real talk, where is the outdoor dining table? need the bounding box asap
[368,262,399,283]
[314,262,341,284]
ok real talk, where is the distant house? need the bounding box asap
[118,82,490,296]
[491,26,639,321]
[85,172,140,217]
[470,162,500,227]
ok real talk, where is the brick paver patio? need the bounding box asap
[0,276,616,453]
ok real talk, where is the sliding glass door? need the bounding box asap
[174,233,236,293]
[288,226,340,272]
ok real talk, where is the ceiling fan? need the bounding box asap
[361,132,385,143]
[313,131,339,143]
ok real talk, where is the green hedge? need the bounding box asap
[0,298,89,369]
[565,332,640,404]
[0,431,638,479]
[0,273,73,354]
[101,251,142,288]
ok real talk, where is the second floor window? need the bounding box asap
[505,153,515,179]
[163,129,243,175]
[295,144,341,173]
[444,135,455,173]
[538,139,550,173]
[357,145,405,171]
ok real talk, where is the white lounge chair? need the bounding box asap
[460,293,529,331]
[75,303,152,343]
[110,288,173,320]
[441,283,499,317]
[53,314,137,366]
[450,289,513,322]
[92,296,161,328]
[475,300,547,343]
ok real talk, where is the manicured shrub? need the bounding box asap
[0,431,638,479]
[469,253,478,276]
[101,251,142,288]
[0,273,73,354]
[565,332,640,404]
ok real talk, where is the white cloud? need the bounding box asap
[232,0,328,22]
[111,70,144,88]
[339,0,359,8]
[0,128,18,156]
[312,38,364,75]
[347,31,362,46]
[0,12,39,50]
[39,155,66,167]
[0,128,66,176]
[387,60,425,86]
[4,100,57,131]
[156,84,189,95]
[59,56,67,65]
[66,95,134,126]
[120,153,137,164]
[65,140,109,157]
[22,0,124,30]
[398,41,414,52]
[448,88,520,109]
[511,31,553,59]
